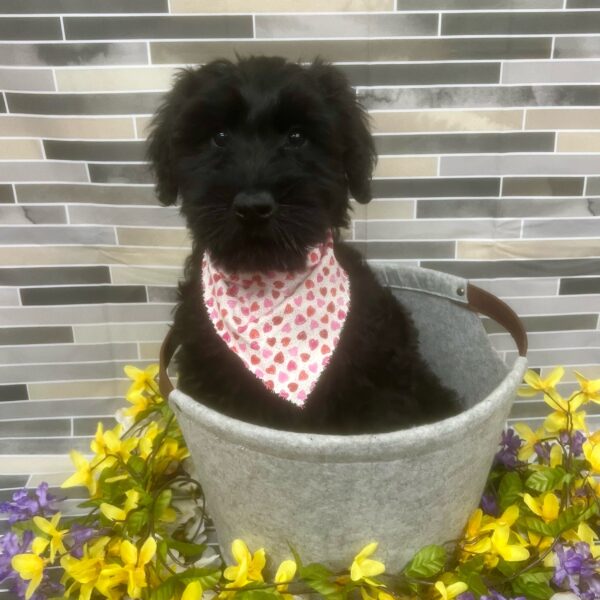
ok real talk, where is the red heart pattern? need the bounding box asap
[201,230,350,407]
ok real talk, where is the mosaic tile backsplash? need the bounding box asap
[1,0,600,552]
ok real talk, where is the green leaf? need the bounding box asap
[178,567,222,589]
[520,516,556,537]
[126,508,148,536]
[525,467,566,492]
[235,591,281,600]
[498,472,523,510]
[167,538,207,562]
[149,576,179,600]
[512,570,553,600]
[154,489,173,520]
[404,545,446,579]
[456,567,488,597]
[128,455,147,476]
[299,564,343,600]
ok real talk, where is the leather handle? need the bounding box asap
[158,284,528,398]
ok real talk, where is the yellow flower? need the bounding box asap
[124,388,151,419]
[223,539,266,589]
[275,559,297,600]
[60,536,110,600]
[100,489,140,522]
[543,390,587,433]
[182,580,203,600]
[62,450,97,497]
[490,525,530,562]
[125,364,160,393]
[11,551,47,600]
[563,522,600,559]
[138,421,161,459]
[33,512,68,561]
[360,586,397,600]
[462,509,492,556]
[100,536,156,599]
[481,505,520,532]
[550,444,563,467]
[91,422,138,466]
[527,531,554,552]
[434,581,468,600]
[583,434,600,473]
[574,371,600,404]
[513,423,546,461]
[350,542,386,585]
[518,367,564,398]
[523,492,560,523]
[154,437,190,474]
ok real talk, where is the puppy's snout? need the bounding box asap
[233,191,276,223]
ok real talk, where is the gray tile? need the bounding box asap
[0,397,122,420]
[349,241,454,259]
[0,288,19,307]
[64,15,252,40]
[0,226,116,245]
[88,163,153,184]
[68,205,182,227]
[441,154,600,176]
[355,219,520,240]
[2,0,167,12]
[21,285,147,306]
[372,178,499,198]
[511,398,600,419]
[0,419,70,439]
[508,347,600,367]
[0,162,88,183]
[0,384,28,402]
[503,177,584,196]
[0,68,55,91]
[470,277,559,298]
[417,198,598,218]
[256,14,437,38]
[397,0,562,6]
[150,38,552,64]
[491,329,600,351]
[0,326,73,346]
[16,183,156,205]
[0,359,152,385]
[147,286,178,303]
[0,437,91,454]
[73,416,117,436]
[505,294,600,316]
[0,342,138,366]
[482,313,599,334]
[560,277,600,295]
[443,11,600,35]
[523,218,600,238]
[0,186,14,204]
[502,60,600,84]
[0,475,28,489]
[0,205,66,225]
[568,0,600,5]
[1,304,173,326]
[375,132,554,155]
[422,259,600,278]
[0,17,61,41]
[6,91,161,115]
[359,85,600,110]
[0,266,110,286]
[44,140,146,162]
[0,42,149,66]
[584,177,600,195]
[339,62,500,86]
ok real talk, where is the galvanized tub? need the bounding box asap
[160,264,528,573]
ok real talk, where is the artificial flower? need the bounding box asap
[544,392,587,434]
[182,580,203,600]
[434,580,468,600]
[100,489,140,523]
[574,371,600,404]
[462,509,492,555]
[523,492,560,523]
[513,423,546,461]
[62,450,97,496]
[33,512,68,561]
[223,539,265,589]
[60,536,110,600]
[491,526,529,562]
[350,542,386,584]
[518,367,564,398]
[11,547,47,600]
[582,431,600,472]
[274,559,297,600]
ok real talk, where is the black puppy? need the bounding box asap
[147,54,461,434]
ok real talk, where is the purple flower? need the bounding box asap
[457,594,475,600]
[480,591,526,600]
[0,483,58,524]
[553,542,600,598]
[494,429,523,469]
[0,531,33,582]
[480,492,499,517]
[68,523,99,559]
[571,430,586,456]
[534,441,551,463]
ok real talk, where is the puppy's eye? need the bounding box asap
[286,127,306,148]
[212,130,229,148]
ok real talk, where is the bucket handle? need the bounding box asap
[158,282,528,399]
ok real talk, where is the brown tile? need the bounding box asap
[116,227,191,247]
[374,156,437,178]
[350,199,414,221]
[557,132,600,152]
[526,108,600,130]
[0,139,43,160]
[139,341,162,360]
[171,0,392,12]
[0,116,135,139]
[28,379,129,400]
[56,66,176,92]
[458,239,600,259]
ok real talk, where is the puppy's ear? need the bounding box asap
[308,56,378,204]
[146,66,206,206]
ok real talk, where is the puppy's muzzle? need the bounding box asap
[233,191,276,223]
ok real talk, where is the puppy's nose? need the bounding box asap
[233,191,276,222]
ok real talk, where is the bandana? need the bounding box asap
[201,231,350,407]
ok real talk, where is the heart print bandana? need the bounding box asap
[201,231,350,407]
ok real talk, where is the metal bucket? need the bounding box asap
[160,265,528,573]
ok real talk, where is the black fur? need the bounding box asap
[147,53,462,434]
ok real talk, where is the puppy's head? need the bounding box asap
[146,54,377,272]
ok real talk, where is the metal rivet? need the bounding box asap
[456,287,465,296]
